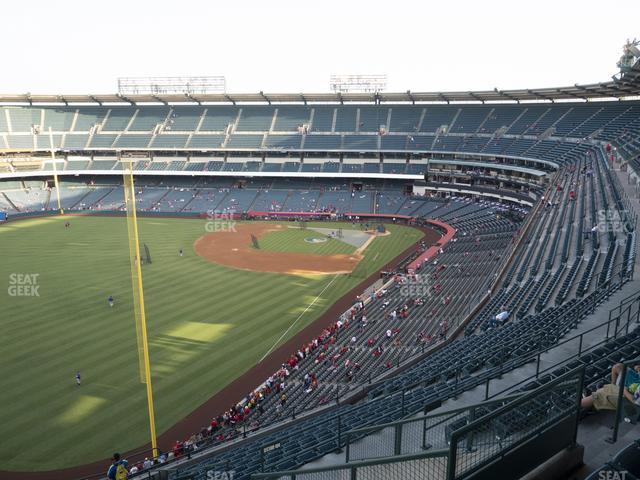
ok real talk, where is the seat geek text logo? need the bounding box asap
[8,273,40,297]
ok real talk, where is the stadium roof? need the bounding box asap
[0,77,638,106]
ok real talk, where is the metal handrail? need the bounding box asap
[344,392,523,439]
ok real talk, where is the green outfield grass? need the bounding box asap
[254,227,356,255]
[0,216,423,471]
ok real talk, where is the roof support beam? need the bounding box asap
[152,95,168,105]
[116,93,135,105]
[527,89,554,103]
[259,91,271,105]
[495,88,519,103]
[185,93,202,105]
[406,90,415,105]
[469,92,485,104]
[558,89,583,101]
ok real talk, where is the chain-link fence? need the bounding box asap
[343,393,522,463]
[251,449,450,480]
[448,368,583,479]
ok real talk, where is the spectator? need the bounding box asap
[107,453,128,480]
[581,363,640,411]
[172,440,183,458]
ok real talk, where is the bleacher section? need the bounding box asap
[0,103,635,161]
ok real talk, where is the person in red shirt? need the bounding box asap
[173,440,183,457]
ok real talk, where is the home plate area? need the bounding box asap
[298,226,371,248]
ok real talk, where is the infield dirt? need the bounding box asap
[194,223,375,275]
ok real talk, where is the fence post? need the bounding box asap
[394,423,403,455]
[536,351,541,378]
[401,388,406,416]
[484,378,490,401]
[422,416,432,450]
[453,369,459,400]
[336,415,343,452]
[446,431,458,480]
[573,366,586,445]
[606,364,628,444]
[345,432,350,462]
[466,407,477,453]
[578,334,583,357]
[260,445,265,473]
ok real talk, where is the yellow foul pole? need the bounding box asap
[122,156,158,456]
[48,127,64,214]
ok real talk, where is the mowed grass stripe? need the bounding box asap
[0,216,423,471]
[1,325,142,419]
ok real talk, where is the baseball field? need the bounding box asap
[0,215,424,472]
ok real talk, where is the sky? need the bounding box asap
[2,0,639,95]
